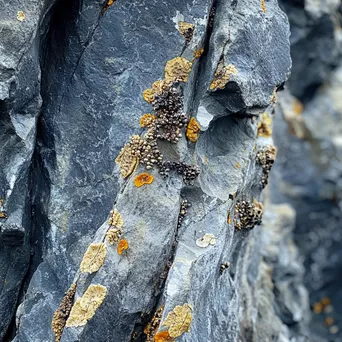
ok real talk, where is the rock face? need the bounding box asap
[0,0,325,341]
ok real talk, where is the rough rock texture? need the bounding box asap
[0,0,318,341]
[272,1,342,341]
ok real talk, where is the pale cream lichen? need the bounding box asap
[80,243,107,274]
[178,22,195,42]
[115,135,144,178]
[17,11,26,22]
[186,117,200,143]
[257,112,273,137]
[210,63,237,91]
[196,233,216,248]
[108,208,123,228]
[162,303,193,338]
[164,57,193,84]
[65,284,107,327]
[106,228,122,245]
[52,284,77,342]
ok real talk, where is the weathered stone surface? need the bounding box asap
[0,0,318,341]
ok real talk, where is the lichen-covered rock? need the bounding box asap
[0,0,314,341]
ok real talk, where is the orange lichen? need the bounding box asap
[186,117,200,143]
[154,331,173,342]
[134,173,154,187]
[257,113,273,137]
[164,57,193,84]
[162,304,193,338]
[117,239,129,255]
[210,63,237,90]
[107,0,115,6]
[193,48,204,59]
[140,114,156,128]
[313,302,323,314]
[321,297,331,306]
[261,0,267,12]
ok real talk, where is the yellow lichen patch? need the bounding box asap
[143,80,167,103]
[210,64,238,91]
[292,98,304,115]
[261,0,267,12]
[80,243,107,274]
[107,0,115,6]
[164,57,193,84]
[235,162,240,169]
[117,239,129,255]
[134,173,154,187]
[193,48,204,59]
[257,113,273,137]
[186,117,200,143]
[52,284,77,342]
[65,284,107,327]
[140,114,156,128]
[270,89,277,103]
[108,208,123,228]
[17,11,26,22]
[0,212,7,219]
[115,137,141,178]
[162,303,193,338]
[154,331,173,342]
[178,22,195,42]
[227,212,232,224]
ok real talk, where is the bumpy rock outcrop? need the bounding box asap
[0,0,314,341]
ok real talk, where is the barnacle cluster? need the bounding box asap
[52,284,77,342]
[144,305,165,342]
[234,199,263,230]
[106,209,124,245]
[256,145,277,188]
[177,199,191,229]
[178,22,195,42]
[159,161,200,184]
[116,56,200,184]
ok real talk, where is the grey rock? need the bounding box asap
[0,0,314,341]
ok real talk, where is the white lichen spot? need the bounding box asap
[196,233,217,248]
[17,11,26,22]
